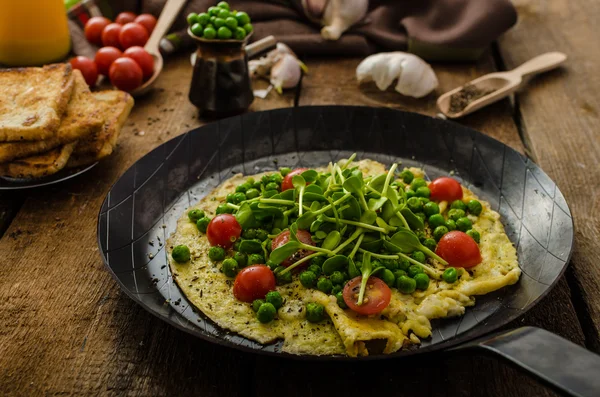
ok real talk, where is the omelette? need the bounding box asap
[167,158,520,356]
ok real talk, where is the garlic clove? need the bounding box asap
[270,53,302,93]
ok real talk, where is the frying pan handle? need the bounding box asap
[452,327,600,397]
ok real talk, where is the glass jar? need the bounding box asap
[188,30,254,118]
[0,0,71,66]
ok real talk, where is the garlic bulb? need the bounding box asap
[356,52,438,98]
[321,0,368,41]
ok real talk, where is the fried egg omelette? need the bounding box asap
[167,159,520,356]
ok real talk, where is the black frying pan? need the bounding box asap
[98,106,600,397]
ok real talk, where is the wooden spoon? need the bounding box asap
[131,0,187,97]
[437,52,567,118]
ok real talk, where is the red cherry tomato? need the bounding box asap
[233,265,276,302]
[123,46,154,80]
[271,229,315,267]
[206,214,242,248]
[343,276,391,315]
[436,231,482,268]
[102,23,123,48]
[134,14,157,34]
[108,57,143,91]
[115,11,137,25]
[69,56,98,87]
[94,46,123,76]
[429,177,463,202]
[119,22,149,49]
[281,168,309,191]
[84,16,111,46]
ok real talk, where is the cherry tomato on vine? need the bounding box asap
[343,276,391,315]
[435,231,482,268]
[206,213,242,248]
[233,265,276,302]
[281,168,309,191]
[271,229,315,267]
[429,177,463,202]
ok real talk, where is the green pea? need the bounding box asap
[257,303,276,323]
[411,251,426,264]
[397,258,410,271]
[246,177,255,185]
[248,253,264,266]
[208,6,220,16]
[307,264,322,277]
[234,26,246,40]
[450,200,467,211]
[209,17,216,25]
[216,203,233,214]
[221,258,238,277]
[224,16,238,30]
[433,226,449,241]
[234,252,247,268]
[407,264,423,278]
[306,302,325,323]
[422,202,439,217]
[411,178,427,190]
[422,238,437,252]
[299,271,317,288]
[330,271,345,285]
[265,182,279,191]
[280,167,291,176]
[218,8,230,19]
[188,209,205,223]
[235,11,250,25]
[252,299,265,312]
[203,26,217,39]
[262,190,277,198]
[316,277,333,294]
[405,189,416,199]
[197,12,210,25]
[233,239,241,251]
[217,1,230,10]
[382,258,398,271]
[331,285,342,295]
[443,267,458,283]
[190,23,204,36]
[274,266,292,285]
[448,208,465,221]
[380,269,396,287]
[187,12,199,25]
[266,260,278,270]
[396,276,417,294]
[336,292,348,309]
[214,17,225,28]
[393,270,407,280]
[428,214,446,228]
[467,229,481,243]
[415,212,426,223]
[271,227,282,235]
[414,273,430,290]
[255,229,269,241]
[196,217,210,233]
[242,229,257,239]
[310,256,325,268]
[233,192,246,203]
[415,230,427,243]
[235,183,249,193]
[406,197,423,213]
[446,219,457,231]
[456,217,472,232]
[399,169,414,184]
[416,186,431,198]
[468,200,483,216]
[245,188,259,199]
[419,197,430,205]
[265,291,283,309]
[172,245,190,263]
[208,246,225,261]
[242,23,253,34]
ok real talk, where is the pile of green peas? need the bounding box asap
[187,2,253,41]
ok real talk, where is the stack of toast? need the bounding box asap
[0,63,134,179]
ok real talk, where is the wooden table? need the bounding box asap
[1,1,598,395]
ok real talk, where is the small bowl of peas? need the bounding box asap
[187,1,254,42]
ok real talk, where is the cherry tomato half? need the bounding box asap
[429,177,463,202]
[134,14,157,34]
[123,46,154,80]
[69,56,98,87]
[94,46,122,76]
[233,265,276,302]
[108,57,143,91]
[436,231,482,268]
[119,23,149,49]
[281,168,309,191]
[115,11,137,25]
[206,214,242,248]
[343,276,391,315]
[84,16,111,46]
[271,229,315,267]
[102,23,123,48]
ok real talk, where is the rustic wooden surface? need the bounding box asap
[0,2,598,394]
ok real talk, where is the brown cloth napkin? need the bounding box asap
[108,0,517,61]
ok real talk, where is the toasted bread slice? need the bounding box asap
[68,90,134,168]
[0,70,104,163]
[0,63,74,142]
[0,142,76,179]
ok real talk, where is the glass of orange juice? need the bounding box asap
[0,0,71,66]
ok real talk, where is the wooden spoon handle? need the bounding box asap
[511,51,567,79]
[145,0,187,54]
